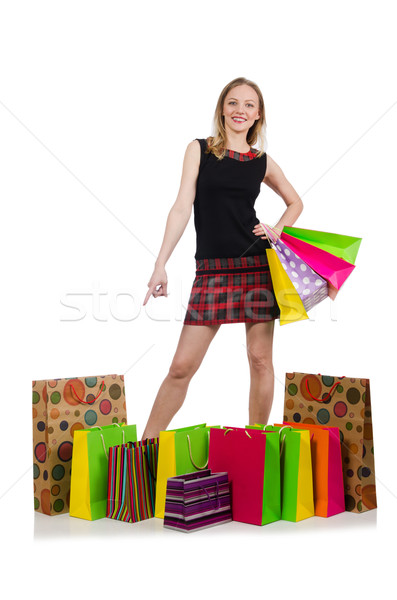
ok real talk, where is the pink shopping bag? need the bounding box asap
[280,232,355,290]
[208,427,280,525]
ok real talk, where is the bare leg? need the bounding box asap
[141,323,221,439]
[245,320,276,426]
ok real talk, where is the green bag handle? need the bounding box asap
[186,431,210,470]
[278,425,292,457]
[90,423,124,459]
[277,426,314,458]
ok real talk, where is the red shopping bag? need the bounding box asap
[208,427,280,525]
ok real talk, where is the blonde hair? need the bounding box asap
[206,77,267,160]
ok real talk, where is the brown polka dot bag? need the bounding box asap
[32,374,127,516]
[283,372,376,513]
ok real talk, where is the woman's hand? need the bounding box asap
[143,265,169,306]
[252,223,282,242]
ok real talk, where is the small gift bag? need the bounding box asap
[107,438,159,523]
[163,470,232,532]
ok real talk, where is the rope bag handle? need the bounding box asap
[197,481,220,511]
[69,380,105,405]
[305,374,346,402]
[186,431,210,470]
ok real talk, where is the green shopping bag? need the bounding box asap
[70,423,137,520]
[282,226,362,264]
[155,424,216,519]
[251,425,314,522]
[265,425,314,522]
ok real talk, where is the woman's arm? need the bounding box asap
[155,140,200,268]
[252,154,304,240]
[264,155,304,229]
[143,140,200,306]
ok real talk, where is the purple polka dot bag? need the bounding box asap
[261,224,328,312]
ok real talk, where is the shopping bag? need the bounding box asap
[282,226,362,265]
[264,231,328,312]
[280,232,355,290]
[208,427,280,525]
[266,249,309,325]
[107,438,159,523]
[155,424,213,519]
[69,423,137,520]
[163,470,232,532]
[278,421,345,517]
[283,372,376,513]
[32,374,127,515]
[256,425,314,522]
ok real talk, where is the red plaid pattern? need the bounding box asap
[183,254,280,326]
[223,147,259,161]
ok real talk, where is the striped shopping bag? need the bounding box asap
[163,470,232,532]
[106,438,159,523]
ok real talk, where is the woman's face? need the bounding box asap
[222,85,260,136]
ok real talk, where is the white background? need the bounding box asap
[1,0,396,596]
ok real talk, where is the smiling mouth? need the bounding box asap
[232,117,246,122]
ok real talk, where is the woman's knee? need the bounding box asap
[246,345,273,372]
[168,356,198,380]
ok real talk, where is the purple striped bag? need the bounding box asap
[106,438,159,523]
[163,470,232,532]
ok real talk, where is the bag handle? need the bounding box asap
[70,380,105,405]
[142,440,157,481]
[304,375,345,402]
[260,223,281,244]
[197,481,220,510]
[224,428,252,438]
[99,426,125,460]
[278,425,292,457]
[186,432,209,470]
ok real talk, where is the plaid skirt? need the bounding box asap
[183,254,281,326]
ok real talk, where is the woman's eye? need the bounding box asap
[229,101,254,107]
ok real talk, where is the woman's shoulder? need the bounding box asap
[190,137,211,155]
[193,137,211,145]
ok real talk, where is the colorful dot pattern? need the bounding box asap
[283,372,376,513]
[32,374,127,516]
[272,238,329,311]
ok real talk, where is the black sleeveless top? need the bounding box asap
[193,138,272,260]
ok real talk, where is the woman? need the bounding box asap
[142,76,303,439]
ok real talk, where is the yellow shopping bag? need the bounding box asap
[155,424,212,519]
[70,423,137,520]
[266,248,309,325]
